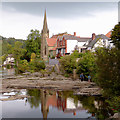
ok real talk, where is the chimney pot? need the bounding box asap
[74,32,76,36]
[92,33,96,40]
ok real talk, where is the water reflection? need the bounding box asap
[26,89,113,119]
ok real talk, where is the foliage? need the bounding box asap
[95,47,120,96]
[111,22,120,49]
[76,51,97,80]
[70,50,83,58]
[106,96,120,113]
[64,73,69,77]
[30,53,36,62]
[17,59,29,73]
[12,41,26,66]
[25,29,41,61]
[59,55,76,74]
[27,89,41,108]
[2,37,25,55]
[6,64,11,69]
[28,59,45,72]
[51,55,55,59]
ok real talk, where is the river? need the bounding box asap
[1,68,119,119]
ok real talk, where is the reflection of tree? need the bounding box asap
[77,95,112,119]
[26,89,41,108]
[26,89,114,119]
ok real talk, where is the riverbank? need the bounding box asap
[1,73,101,97]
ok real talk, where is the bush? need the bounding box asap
[51,56,55,59]
[29,59,45,72]
[64,73,69,77]
[6,64,11,69]
[18,59,29,73]
[76,51,97,80]
[59,55,76,74]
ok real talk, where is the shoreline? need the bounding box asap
[1,74,101,96]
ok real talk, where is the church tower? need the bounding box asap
[41,10,49,61]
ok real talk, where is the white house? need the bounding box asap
[3,54,15,66]
[86,34,114,52]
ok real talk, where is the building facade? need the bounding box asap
[56,32,92,58]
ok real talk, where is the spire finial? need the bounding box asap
[42,9,48,33]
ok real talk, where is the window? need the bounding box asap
[45,46,46,55]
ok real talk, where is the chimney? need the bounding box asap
[74,32,76,36]
[92,33,96,40]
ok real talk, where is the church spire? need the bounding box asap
[43,9,49,33]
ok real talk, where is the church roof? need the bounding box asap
[46,38,57,47]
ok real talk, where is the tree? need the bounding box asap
[76,51,97,80]
[95,47,120,96]
[13,41,26,66]
[111,22,120,49]
[25,29,41,61]
[30,53,36,62]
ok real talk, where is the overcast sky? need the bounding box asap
[0,2,119,39]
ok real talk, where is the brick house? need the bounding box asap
[56,32,91,58]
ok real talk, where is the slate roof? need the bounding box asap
[87,34,110,48]
[77,37,91,42]
[57,35,90,42]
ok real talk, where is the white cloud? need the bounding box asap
[1,8,118,39]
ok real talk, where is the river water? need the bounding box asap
[2,89,113,119]
[0,68,118,119]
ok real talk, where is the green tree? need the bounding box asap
[111,22,120,49]
[25,29,41,61]
[13,41,26,66]
[76,51,97,80]
[95,48,120,96]
[30,53,36,62]
[59,55,76,74]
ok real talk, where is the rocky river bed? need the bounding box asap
[1,72,101,101]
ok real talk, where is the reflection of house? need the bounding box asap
[40,90,85,119]
[3,54,15,66]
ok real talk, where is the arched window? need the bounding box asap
[45,46,46,55]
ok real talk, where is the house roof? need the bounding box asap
[51,32,71,38]
[78,37,91,42]
[106,31,112,38]
[57,35,90,42]
[46,38,57,47]
[87,34,110,48]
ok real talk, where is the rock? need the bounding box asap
[31,72,43,77]
[22,72,31,75]
[6,76,17,79]
[50,72,57,77]
[44,73,48,77]
[0,95,30,101]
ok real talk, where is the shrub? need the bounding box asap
[18,59,29,73]
[64,73,69,77]
[59,55,76,74]
[6,64,11,69]
[51,56,55,59]
[29,59,45,72]
[76,51,96,80]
